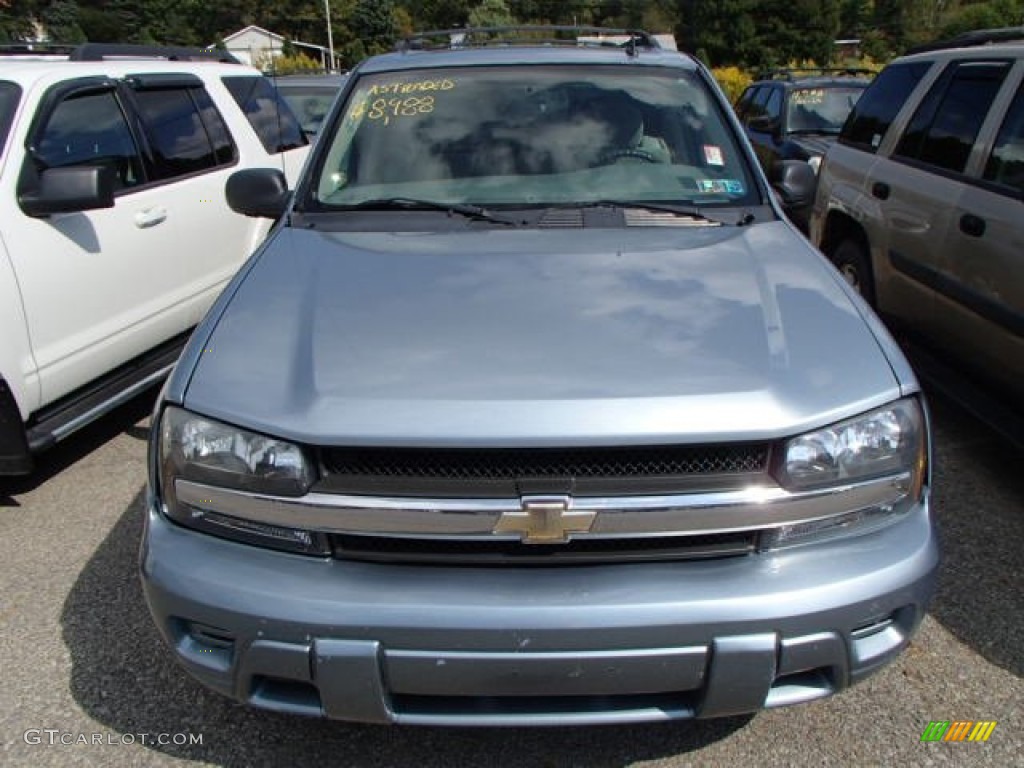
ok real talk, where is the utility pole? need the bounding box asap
[325,0,335,72]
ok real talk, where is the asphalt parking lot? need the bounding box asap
[0,387,1021,767]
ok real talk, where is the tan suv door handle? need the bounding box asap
[134,206,168,229]
[959,213,986,238]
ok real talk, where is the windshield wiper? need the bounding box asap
[334,197,522,226]
[553,200,734,225]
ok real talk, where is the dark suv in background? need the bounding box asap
[737,69,871,229]
[811,28,1024,443]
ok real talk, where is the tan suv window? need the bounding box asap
[894,61,1010,174]
[983,82,1024,195]
[841,61,930,150]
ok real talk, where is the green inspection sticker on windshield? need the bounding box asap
[698,179,745,195]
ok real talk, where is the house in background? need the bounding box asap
[218,25,342,72]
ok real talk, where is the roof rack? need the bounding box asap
[396,26,661,56]
[906,26,1024,55]
[68,43,241,63]
[756,67,875,81]
[0,43,78,58]
[0,42,242,63]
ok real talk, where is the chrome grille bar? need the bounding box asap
[175,474,912,539]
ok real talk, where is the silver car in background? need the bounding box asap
[141,27,938,727]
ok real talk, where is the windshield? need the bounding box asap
[786,86,865,134]
[0,81,21,158]
[309,65,759,210]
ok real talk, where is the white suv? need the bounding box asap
[0,45,309,475]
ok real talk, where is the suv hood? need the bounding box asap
[184,224,902,445]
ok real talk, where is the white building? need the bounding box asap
[218,25,342,72]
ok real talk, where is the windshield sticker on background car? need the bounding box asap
[791,89,825,105]
[703,145,724,165]
[698,179,726,193]
[697,178,745,195]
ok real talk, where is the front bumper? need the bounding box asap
[140,498,938,726]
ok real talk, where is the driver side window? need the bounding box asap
[31,89,143,191]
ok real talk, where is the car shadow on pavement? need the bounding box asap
[61,489,752,768]
[0,386,156,506]
[926,394,1024,679]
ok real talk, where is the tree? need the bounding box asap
[468,0,514,27]
[412,0,471,28]
[1,1,40,42]
[757,0,841,66]
[350,0,396,54]
[678,0,761,67]
[939,0,1024,40]
[41,1,86,42]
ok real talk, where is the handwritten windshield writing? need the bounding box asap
[368,79,455,96]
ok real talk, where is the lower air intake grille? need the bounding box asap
[331,531,758,565]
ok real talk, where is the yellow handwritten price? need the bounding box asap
[366,96,435,125]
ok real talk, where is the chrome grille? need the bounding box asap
[319,443,771,496]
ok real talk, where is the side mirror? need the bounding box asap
[747,114,779,135]
[18,166,115,217]
[771,160,818,210]
[226,168,289,219]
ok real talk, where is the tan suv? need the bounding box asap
[811,28,1024,431]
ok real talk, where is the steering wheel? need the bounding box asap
[595,147,659,165]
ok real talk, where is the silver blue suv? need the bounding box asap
[141,27,938,726]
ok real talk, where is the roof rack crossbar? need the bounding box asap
[906,26,1024,55]
[0,43,78,57]
[396,25,660,53]
[756,66,875,81]
[68,43,241,64]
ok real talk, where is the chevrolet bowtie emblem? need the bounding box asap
[493,495,595,544]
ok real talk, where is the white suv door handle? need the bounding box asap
[134,206,167,229]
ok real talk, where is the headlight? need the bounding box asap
[776,398,925,491]
[764,398,927,549]
[160,406,314,495]
[157,406,326,555]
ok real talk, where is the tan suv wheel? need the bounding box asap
[831,238,875,306]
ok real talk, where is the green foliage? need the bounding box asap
[264,51,323,75]
[712,66,753,102]
[40,1,87,43]
[678,1,762,67]
[351,0,396,55]
[940,0,1024,39]
[468,0,514,28]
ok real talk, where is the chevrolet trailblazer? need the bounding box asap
[141,27,938,726]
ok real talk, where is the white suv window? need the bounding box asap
[31,88,143,190]
[0,81,19,155]
[221,75,307,155]
[133,84,237,180]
